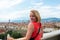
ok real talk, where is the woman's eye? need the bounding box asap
[30,15,35,17]
[32,16,35,17]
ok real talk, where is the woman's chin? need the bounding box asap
[31,20,35,22]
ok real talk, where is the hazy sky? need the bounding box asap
[0,0,60,21]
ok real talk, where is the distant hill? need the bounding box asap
[11,17,60,23]
[41,18,60,23]
[12,20,29,23]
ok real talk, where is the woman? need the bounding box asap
[7,10,43,40]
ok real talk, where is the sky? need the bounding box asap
[0,0,60,22]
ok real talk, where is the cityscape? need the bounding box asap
[0,18,60,40]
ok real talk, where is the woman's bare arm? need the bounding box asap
[7,23,34,40]
[15,23,34,40]
[25,23,34,40]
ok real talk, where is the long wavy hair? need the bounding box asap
[30,10,41,22]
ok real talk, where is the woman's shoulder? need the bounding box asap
[28,22,33,26]
[28,22,34,31]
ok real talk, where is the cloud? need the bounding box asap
[31,2,43,6]
[55,5,60,10]
[28,1,60,18]
[30,0,44,7]
[40,6,60,18]
[0,0,24,9]
[0,9,30,20]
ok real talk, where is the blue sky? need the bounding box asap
[0,0,60,22]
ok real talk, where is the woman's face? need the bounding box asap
[30,12,36,22]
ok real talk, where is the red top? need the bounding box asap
[31,22,42,40]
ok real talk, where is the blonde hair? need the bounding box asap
[30,10,41,22]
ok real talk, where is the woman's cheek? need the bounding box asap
[31,17,36,21]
